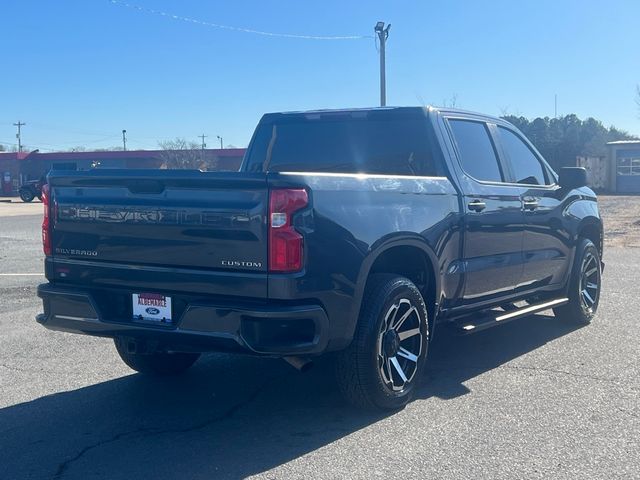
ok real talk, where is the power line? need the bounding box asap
[33,135,123,149]
[19,121,116,137]
[0,140,18,150]
[1,120,132,143]
[107,0,372,40]
[78,134,122,145]
[0,140,58,153]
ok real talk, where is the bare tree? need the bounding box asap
[498,105,523,118]
[158,138,217,170]
[93,147,126,152]
[442,93,458,108]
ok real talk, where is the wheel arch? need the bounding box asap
[577,218,603,258]
[349,235,441,342]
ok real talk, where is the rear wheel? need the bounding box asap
[114,338,200,375]
[553,238,601,325]
[19,189,34,203]
[335,274,429,410]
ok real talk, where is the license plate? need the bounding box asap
[132,293,172,323]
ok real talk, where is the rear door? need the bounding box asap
[494,126,570,289]
[445,117,525,305]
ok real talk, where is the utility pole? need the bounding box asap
[554,94,558,118]
[199,134,207,150]
[374,21,391,107]
[199,134,207,163]
[13,121,25,152]
[217,135,223,149]
[122,129,127,151]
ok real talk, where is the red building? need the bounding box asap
[0,148,246,196]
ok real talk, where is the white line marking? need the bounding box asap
[0,273,44,276]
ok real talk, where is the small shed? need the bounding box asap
[577,156,608,190]
[607,140,640,193]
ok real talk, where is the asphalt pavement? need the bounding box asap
[1,210,638,479]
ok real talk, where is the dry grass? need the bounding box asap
[599,195,640,248]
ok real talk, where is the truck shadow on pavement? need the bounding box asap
[1,314,580,479]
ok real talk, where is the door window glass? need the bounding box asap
[448,120,503,182]
[498,127,548,185]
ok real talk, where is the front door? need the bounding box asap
[494,126,570,290]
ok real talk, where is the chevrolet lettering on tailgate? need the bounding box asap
[58,205,249,226]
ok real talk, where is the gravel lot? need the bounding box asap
[0,197,638,479]
[600,195,640,248]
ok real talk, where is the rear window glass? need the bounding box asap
[244,113,441,176]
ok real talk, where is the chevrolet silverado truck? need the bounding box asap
[36,107,603,409]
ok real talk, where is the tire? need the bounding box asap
[553,238,601,325]
[19,190,34,203]
[114,338,200,375]
[335,274,430,410]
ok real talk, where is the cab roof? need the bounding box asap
[262,106,506,125]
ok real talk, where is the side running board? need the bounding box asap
[451,298,569,334]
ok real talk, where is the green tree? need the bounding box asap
[501,114,637,169]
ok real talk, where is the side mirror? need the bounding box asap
[558,167,587,189]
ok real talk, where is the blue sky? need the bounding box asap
[1,0,639,151]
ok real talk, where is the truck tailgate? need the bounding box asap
[48,170,269,297]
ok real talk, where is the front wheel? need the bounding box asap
[335,274,429,410]
[114,338,200,375]
[554,238,601,325]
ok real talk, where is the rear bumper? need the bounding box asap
[36,283,329,356]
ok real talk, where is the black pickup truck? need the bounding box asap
[37,107,603,409]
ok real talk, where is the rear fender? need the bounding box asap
[346,235,442,342]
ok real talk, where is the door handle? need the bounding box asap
[467,199,486,212]
[523,199,539,211]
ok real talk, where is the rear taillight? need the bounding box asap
[268,189,308,272]
[41,184,51,256]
